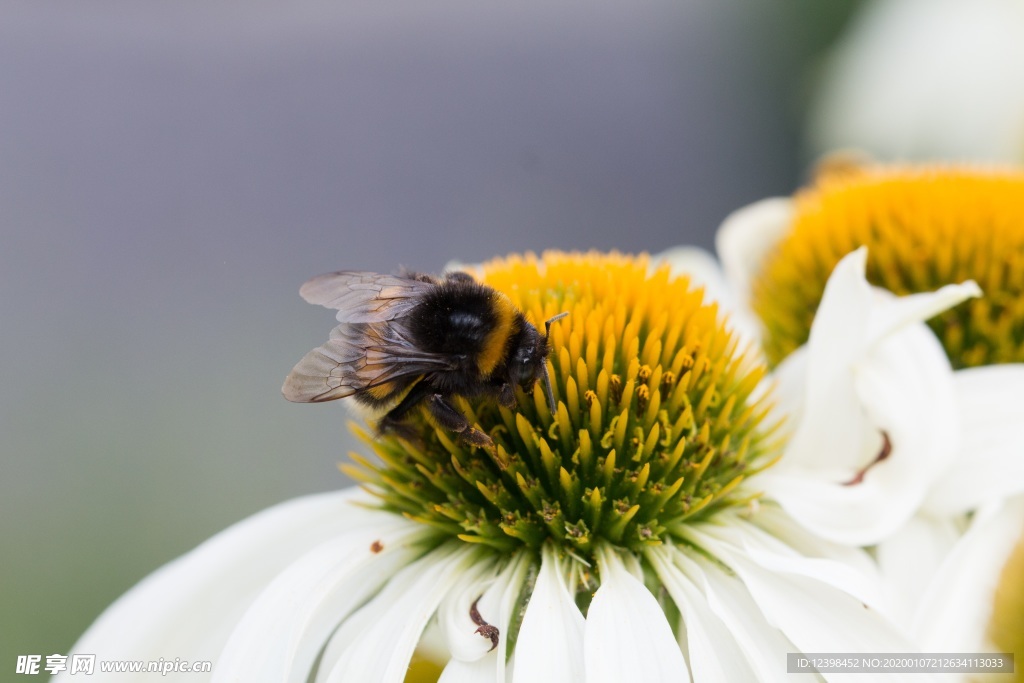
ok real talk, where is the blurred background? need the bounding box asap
[15,0,1019,667]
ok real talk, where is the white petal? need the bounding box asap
[683,524,920,683]
[765,248,973,545]
[512,545,585,683]
[56,488,380,682]
[875,514,963,629]
[715,197,794,314]
[768,348,808,430]
[317,543,485,683]
[783,249,875,475]
[213,520,429,683]
[864,282,981,350]
[485,553,532,683]
[686,515,883,611]
[762,475,919,548]
[746,503,879,578]
[669,548,819,683]
[647,545,746,682]
[436,557,528,683]
[585,545,689,683]
[912,496,1024,652]
[439,560,502,662]
[925,364,1024,516]
[773,322,954,543]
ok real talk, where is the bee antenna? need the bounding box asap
[544,311,569,337]
[541,311,568,415]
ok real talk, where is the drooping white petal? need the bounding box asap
[925,364,1024,516]
[438,559,502,663]
[766,340,961,541]
[685,514,883,611]
[213,520,431,683]
[764,248,979,545]
[746,503,879,579]
[54,488,382,683]
[437,553,531,682]
[777,249,876,476]
[317,542,485,683]
[667,547,819,683]
[875,513,963,629]
[585,545,689,683]
[715,197,794,315]
[647,545,746,682]
[512,544,584,683]
[912,496,1024,652]
[683,523,919,683]
[485,552,532,683]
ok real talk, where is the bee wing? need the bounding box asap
[298,271,433,324]
[282,322,454,403]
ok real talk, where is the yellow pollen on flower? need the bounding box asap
[345,251,776,559]
[752,166,1024,368]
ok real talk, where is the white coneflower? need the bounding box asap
[57,252,916,683]
[666,164,1024,639]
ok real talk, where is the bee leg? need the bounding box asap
[497,382,517,409]
[426,394,494,450]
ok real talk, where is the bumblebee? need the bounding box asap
[283,269,565,448]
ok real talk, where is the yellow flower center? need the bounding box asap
[752,166,1024,367]
[345,251,774,559]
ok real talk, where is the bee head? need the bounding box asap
[508,323,548,388]
[508,312,568,414]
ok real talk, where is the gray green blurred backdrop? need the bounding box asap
[1,0,860,665]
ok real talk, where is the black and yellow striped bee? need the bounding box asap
[283,269,565,449]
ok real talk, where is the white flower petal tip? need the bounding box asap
[835,248,984,356]
[766,247,982,546]
[715,197,793,307]
[512,545,585,683]
[584,546,689,683]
